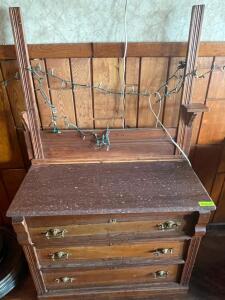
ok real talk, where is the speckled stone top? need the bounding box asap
[7,161,214,217]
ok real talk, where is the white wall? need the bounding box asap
[1,0,225,44]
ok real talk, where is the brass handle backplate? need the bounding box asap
[152,248,173,256]
[153,270,168,279]
[109,218,117,224]
[42,228,67,239]
[50,251,69,261]
[156,220,181,231]
[55,276,75,284]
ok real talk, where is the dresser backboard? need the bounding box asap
[9,6,206,163]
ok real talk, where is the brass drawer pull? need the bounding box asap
[42,228,67,239]
[50,251,69,261]
[55,277,75,284]
[152,248,173,256]
[156,220,181,231]
[109,218,117,224]
[153,270,168,279]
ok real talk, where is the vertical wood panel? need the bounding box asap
[1,169,26,201]
[208,57,225,99]
[211,173,225,205]
[0,169,26,224]
[125,57,139,128]
[1,60,25,127]
[191,145,222,193]
[31,59,52,129]
[45,59,76,129]
[0,96,11,164]
[0,65,24,168]
[0,177,10,224]
[163,57,184,127]
[213,180,225,223]
[192,57,214,102]
[191,57,213,145]
[93,58,123,128]
[198,100,225,144]
[210,143,225,222]
[218,147,225,173]
[70,58,93,128]
[138,57,168,127]
[191,56,225,223]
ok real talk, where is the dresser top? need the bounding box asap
[7,160,214,217]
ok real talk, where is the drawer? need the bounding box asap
[37,240,185,268]
[27,213,195,245]
[42,264,180,290]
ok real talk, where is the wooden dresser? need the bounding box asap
[7,4,215,300]
[7,161,215,299]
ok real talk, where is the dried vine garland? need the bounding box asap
[0,61,224,152]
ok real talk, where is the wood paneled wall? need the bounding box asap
[30,56,179,130]
[0,42,225,225]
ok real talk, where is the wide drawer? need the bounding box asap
[27,213,195,245]
[42,264,180,290]
[37,240,185,268]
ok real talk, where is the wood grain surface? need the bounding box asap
[7,161,213,217]
[36,240,185,267]
[2,42,225,60]
[42,264,180,289]
[0,42,225,225]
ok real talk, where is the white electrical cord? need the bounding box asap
[121,0,128,127]
[155,92,162,128]
[122,0,190,167]
[122,0,128,94]
[148,95,192,166]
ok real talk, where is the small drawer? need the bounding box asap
[27,213,194,245]
[37,240,185,268]
[42,264,180,290]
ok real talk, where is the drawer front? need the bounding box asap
[28,213,194,245]
[37,240,185,267]
[42,264,180,290]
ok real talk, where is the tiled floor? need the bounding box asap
[5,230,225,300]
